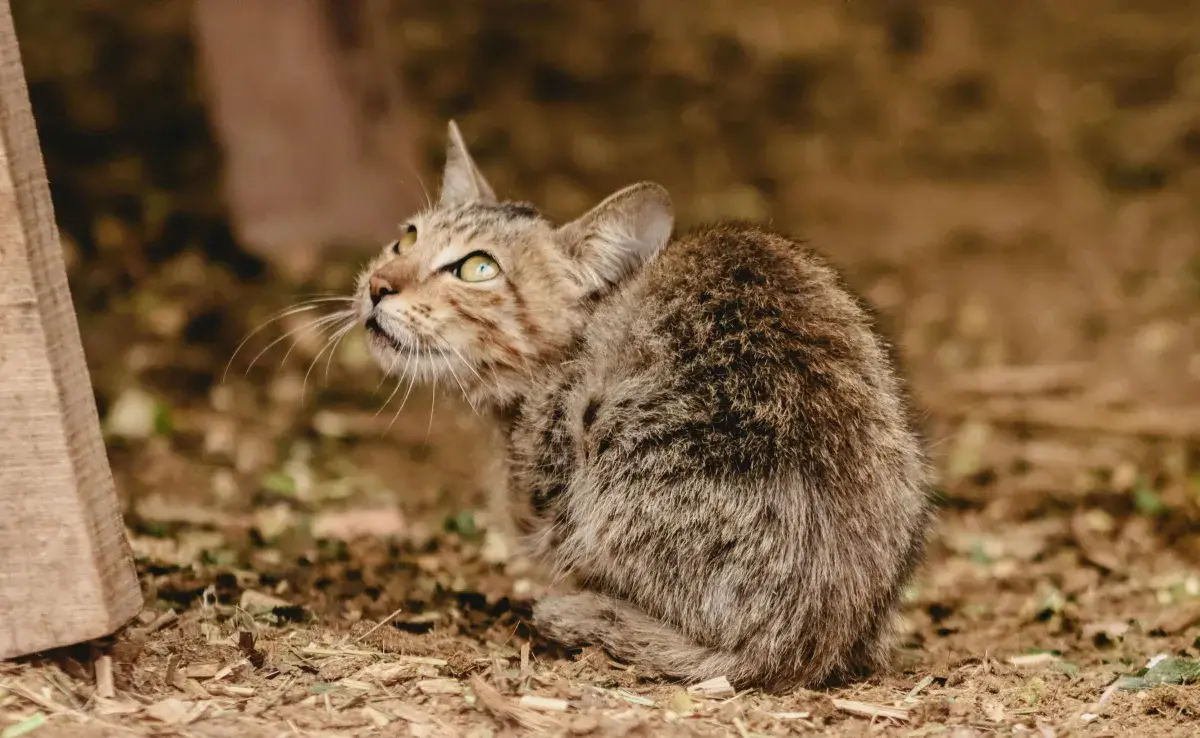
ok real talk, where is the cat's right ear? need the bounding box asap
[555,182,674,295]
[439,120,497,207]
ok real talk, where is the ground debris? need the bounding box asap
[14,5,1200,735]
[469,675,557,731]
[687,675,735,698]
[831,698,909,723]
[416,678,462,695]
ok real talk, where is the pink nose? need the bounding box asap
[369,275,397,306]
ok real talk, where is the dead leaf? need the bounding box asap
[184,663,221,680]
[354,661,414,685]
[668,690,694,716]
[144,698,194,725]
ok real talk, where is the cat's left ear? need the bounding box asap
[555,182,674,294]
[439,120,497,207]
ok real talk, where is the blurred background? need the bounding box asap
[9,0,1200,697]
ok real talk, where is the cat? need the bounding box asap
[353,121,934,691]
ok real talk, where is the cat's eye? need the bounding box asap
[392,224,417,254]
[455,252,501,283]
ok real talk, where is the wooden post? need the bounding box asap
[0,0,142,659]
[192,0,425,274]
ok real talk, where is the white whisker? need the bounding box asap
[375,348,416,420]
[442,357,477,415]
[242,310,355,376]
[323,320,359,385]
[303,318,357,397]
[423,381,437,442]
[224,300,354,381]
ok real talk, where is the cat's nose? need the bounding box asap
[369,275,398,306]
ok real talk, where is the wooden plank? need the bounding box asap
[0,0,142,659]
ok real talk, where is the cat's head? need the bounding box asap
[356,121,674,405]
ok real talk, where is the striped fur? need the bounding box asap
[354,121,935,691]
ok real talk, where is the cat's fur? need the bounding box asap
[355,121,934,691]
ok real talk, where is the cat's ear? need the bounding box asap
[439,120,497,207]
[555,182,673,293]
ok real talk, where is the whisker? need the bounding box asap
[394,355,421,415]
[242,310,355,377]
[384,361,420,433]
[374,348,400,393]
[407,160,432,210]
[431,335,486,386]
[276,312,357,375]
[423,382,437,442]
[442,358,477,416]
[225,304,338,381]
[224,297,359,381]
[303,318,357,397]
[322,320,360,385]
[290,292,352,301]
[428,334,501,403]
[375,349,415,420]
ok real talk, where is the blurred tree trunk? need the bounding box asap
[192,0,423,276]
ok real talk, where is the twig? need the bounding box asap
[831,698,909,722]
[138,609,179,636]
[469,675,555,731]
[518,695,569,713]
[353,606,404,644]
[94,657,115,700]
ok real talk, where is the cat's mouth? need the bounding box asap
[364,316,450,359]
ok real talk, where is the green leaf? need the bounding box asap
[1118,657,1200,690]
[445,510,479,539]
[152,399,174,436]
[262,472,297,495]
[1133,481,1166,516]
[2,713,46,738]
[969,540,994,565]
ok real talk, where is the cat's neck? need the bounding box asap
[467,330,589,418]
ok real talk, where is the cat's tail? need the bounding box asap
[533,592,769,688]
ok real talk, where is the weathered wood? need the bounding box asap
[192,0,424,273]
[0,0,142,659]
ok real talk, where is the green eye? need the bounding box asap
[455,253,501,283]
[392,224,417,253]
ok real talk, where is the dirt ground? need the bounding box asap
[3,1,1200,736]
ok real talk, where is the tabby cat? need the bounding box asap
[354,121,934,690]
